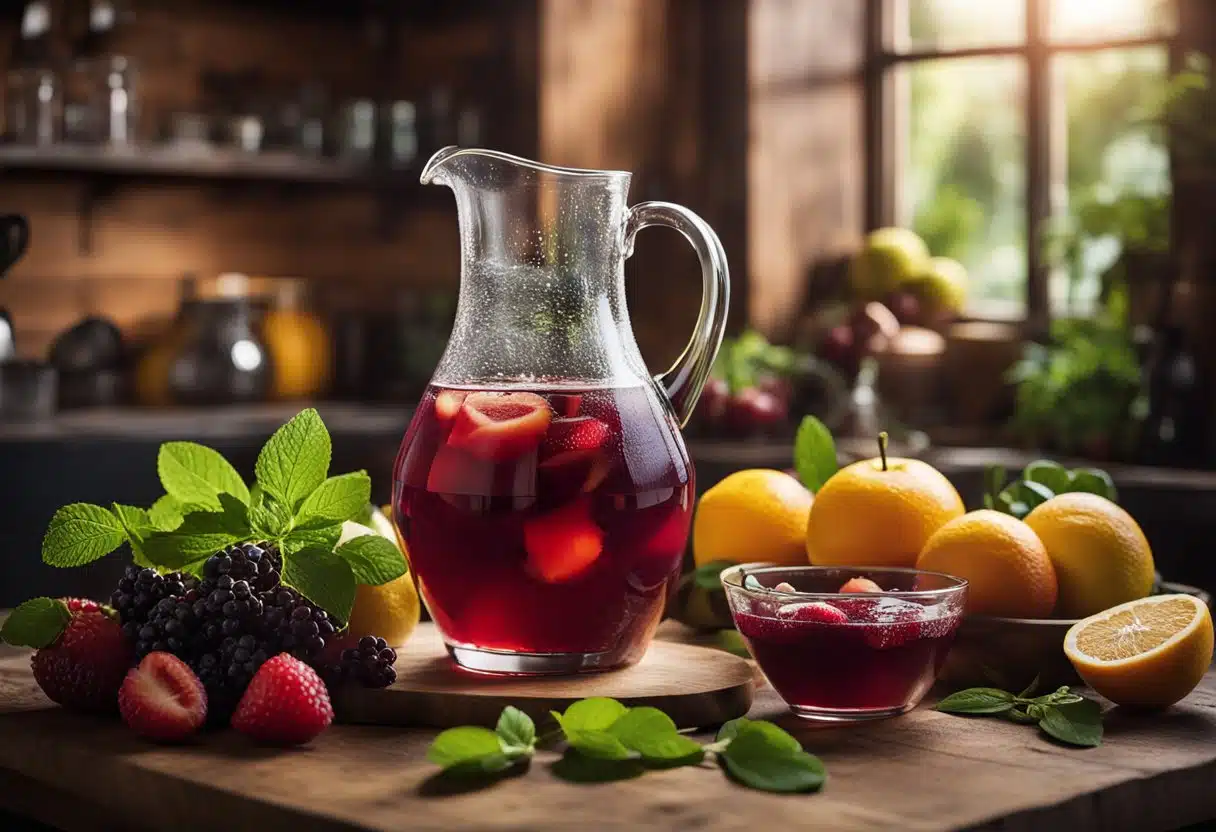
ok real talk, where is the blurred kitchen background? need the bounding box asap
[3,0,1216,605]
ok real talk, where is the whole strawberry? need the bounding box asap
[232,653,333,745]
[1,597,132,713]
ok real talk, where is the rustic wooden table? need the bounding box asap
[3,621,1216,832]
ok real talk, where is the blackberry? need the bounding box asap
[320,636,397,691]
[202,542,281,593]
[112,566,197,649]
[261,587,336,663]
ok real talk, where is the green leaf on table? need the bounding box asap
[495,706,536,757]
[793,415,838,493]
[147,495,184,531]
[281,524,343,556]
[715,717,752,745]
[564,730,638,761]
[551,751,644,783]
[1022,460,1071,494]
[281,545,357,623]
[249,493,293,540]
[608,707,703,765]
[936,688,1016,715]
[1038,699,1103,747]
[41,503,128,567]
[1005,707,1040,725]
[1070,468,1118,502]
[334,534,407,586]
[719,722,826,794]
[254,408,331,511]
[552,697,629,733]
[428,726,512,773]
[157,441,250,509]
[0,598,71,648]
[692,560,735,591]
[294,471,372,530]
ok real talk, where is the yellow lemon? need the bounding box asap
[341,509,421,648]
[1024,493,1154,618]
[807,457,963,568]
[1064,594,1213,708]
[916,510,1057,618]
[693,470,813,568]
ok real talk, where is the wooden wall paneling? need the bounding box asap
[747,0,866,341]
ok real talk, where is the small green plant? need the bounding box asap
[712,330,799,393]
[983,460,1118,520]
[936,680,1104,748]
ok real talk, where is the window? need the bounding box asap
[869,0,1176,320]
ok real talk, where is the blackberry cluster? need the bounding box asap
[319,636,398,690]
[110,540,397,716]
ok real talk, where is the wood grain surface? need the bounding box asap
[332,625,755,730]
[3,621,1216,832]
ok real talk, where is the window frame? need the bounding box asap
[864,0,1177,325]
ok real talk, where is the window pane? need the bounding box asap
[1049,47,1170,315]
[897,57,1027,314]
[894,0,1024,52]
[1049,0,1175,43]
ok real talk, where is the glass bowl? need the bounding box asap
[720,565,968,722]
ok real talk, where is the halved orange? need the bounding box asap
[1064,594,1214,708]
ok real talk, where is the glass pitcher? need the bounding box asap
[392,147,729,674]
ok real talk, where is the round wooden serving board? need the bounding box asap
[333,624,755,730]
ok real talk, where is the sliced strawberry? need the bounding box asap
[539,416,612,468]
[434,389,468,426]
[449,392,552,460]
[548,393,583,418]
[839,577,884,594]
[524,499,604,583]
[776,601,850,625]
[118,653,207,742]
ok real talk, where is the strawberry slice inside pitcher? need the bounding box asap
[524,499,605,583]
[448,392,552,460]
[434,390,468,426]
[539,416,612,467]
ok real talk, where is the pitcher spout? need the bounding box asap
[419,146,463,186]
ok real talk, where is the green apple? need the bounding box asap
[850,228,931,299]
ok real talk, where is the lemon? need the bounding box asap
[342,508,421,648]
[693,469,813,568]
[1024,493,1154,618]
[1064,594,1213,708]
[807,456,963,568]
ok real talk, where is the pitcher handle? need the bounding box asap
[623,202,729,427]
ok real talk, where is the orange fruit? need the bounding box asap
[1024,493,1155,618]
[916,510,1057,618]
[806,457,963,568]
[1064,594,1213,708]
[693,470,813,568]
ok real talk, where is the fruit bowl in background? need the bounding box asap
[939,581,1212,691]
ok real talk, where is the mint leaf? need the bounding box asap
[1070,468,1118,502]
[496,706,536,756]
[41,504,127,567]
[553,697,628,733]
[0,598,71,648]
[250,493,293,540]
[731,720,801,753]
[334,535,407,586]
[692,559,734,591]
[428,726,508,771]
[255,408,331,511]
[609,708,702,765]
[141,505,250,569]
[1038,699,1103,747]
[158,441,250,509]
[793,415,837,493]
[719,723,825,793]
[936,688,1016,715]
[551,752,644,783]
[112,503,155,567]
[1022,460,1070,494]
[565,730,637,761]
[353,502,376,526]
[716,717,752,745]
[281,524,342,555]
[147,495,184,531]
[295,472,372,530]
[282,545,357,622]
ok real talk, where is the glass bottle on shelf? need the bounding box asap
[6,1,61,145]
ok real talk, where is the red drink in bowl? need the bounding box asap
[723,566,967,721]
[393,383,693,673]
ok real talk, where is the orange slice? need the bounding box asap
[434,390,468,426]
[1064,594,1214,708]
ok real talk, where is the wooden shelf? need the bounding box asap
[0,144,417,187]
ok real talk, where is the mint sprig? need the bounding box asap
[37,408,407,626]
[0,598,73,648]
[793,415,838,493]
[428,699,827,794]
[936,684,1104,747]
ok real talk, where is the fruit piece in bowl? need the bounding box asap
[720,565,966,722]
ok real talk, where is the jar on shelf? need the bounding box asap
[261,278,331,401]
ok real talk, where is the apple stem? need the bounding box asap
[878,431,889,472]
